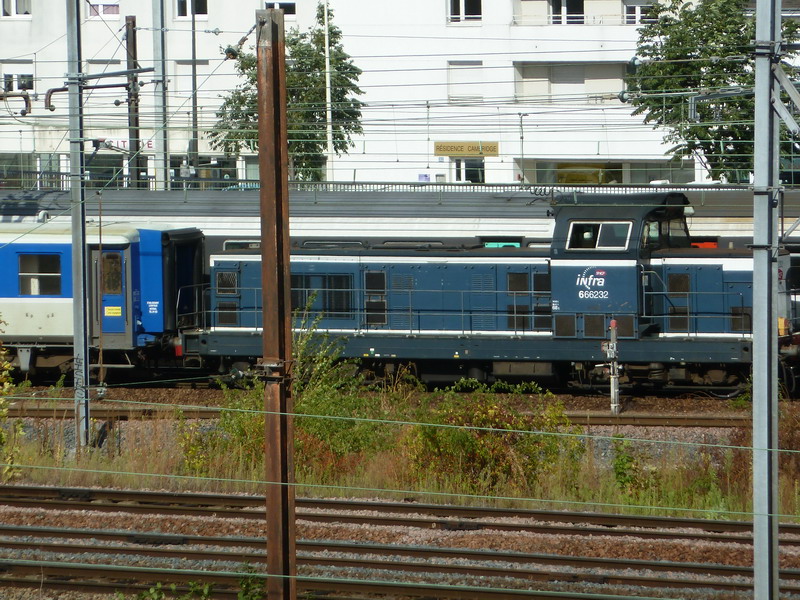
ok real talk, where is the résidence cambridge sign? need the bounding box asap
[434,141,499,157]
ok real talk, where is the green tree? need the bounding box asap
[208,2,364,181]
[626,0,799,182]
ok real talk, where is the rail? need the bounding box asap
[1,524,798,596]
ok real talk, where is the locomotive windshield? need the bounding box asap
[642,214,691,249]
[566,221,631,250]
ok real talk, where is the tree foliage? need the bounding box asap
[208,2,364,181]
[627,0,799,182]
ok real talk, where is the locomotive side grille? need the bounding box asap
[731,306,752,332]
[667,272,690,332]
[365,271,386,292]
[216,271,238,295]
[366,300,387,325]
[508,272,529,292]
[392,274,414,290]
[554,314,576,337]
[584,314,605,338]
[534,272,551,293]
[615,314,635,337]
[533,305,551,329]
[471,273,494,291]
[668,306,689,331]
[507,305,530,330]
[364,270,387,327]
[217,301,238,326]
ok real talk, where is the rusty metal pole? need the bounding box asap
[125,16,143,188]
[256,9,295,600]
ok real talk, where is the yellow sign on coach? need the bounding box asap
[434,141,499,157]
[105,306,122,317]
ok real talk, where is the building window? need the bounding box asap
[448,61,483,102]
[625,2,655,24]
[89,2,120,18]
[19,254,61,296]
[535,162,623,185]
[2,0,30,16]
[2,74,12,92]
[453,158,485,183]
[16,74,33,91]
[449,0,481,22]
[550,0,583,23]
[515,62,624,103]
[177,0,207,17]
[550,64,585,98]
[266,1,296,14]
[628,161,695,184]
[0,153,35,188]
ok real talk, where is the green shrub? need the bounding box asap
[408,384,584,494]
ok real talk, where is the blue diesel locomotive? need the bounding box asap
[0,222,204,375]
[180,192,797,392]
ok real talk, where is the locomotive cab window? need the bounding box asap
[642,216,692,249]
[567,221,631,250]
[19,254,61,295]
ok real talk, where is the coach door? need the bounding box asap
[91,248,130,347]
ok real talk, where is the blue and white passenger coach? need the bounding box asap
[181,192,797,392]
[0,222,203,375]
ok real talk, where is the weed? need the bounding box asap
[115,580,214,599]
[610,434,659,495]
[408,383,584,495]
[0,325,23,482]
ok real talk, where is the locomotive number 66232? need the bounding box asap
[578,290,609,299]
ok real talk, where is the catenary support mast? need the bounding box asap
[67,0,90,447]
[753,0,781,593]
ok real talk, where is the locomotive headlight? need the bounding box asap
[684,206,695,216]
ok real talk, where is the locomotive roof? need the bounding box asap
[551,191,689,220]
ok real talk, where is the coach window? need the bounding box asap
[19,254,61,295]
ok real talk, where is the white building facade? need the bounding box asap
[0,0,697,189]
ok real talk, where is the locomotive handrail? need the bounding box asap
[197,285,553,336]
[176,283,211,330]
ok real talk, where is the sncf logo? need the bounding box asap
[576,267,606,290]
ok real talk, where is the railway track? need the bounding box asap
[0,524,798,597]
[0,484,792,542]
[1,484,794,598]
[5,402,750,427]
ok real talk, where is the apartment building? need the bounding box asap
[0,0,696,188]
